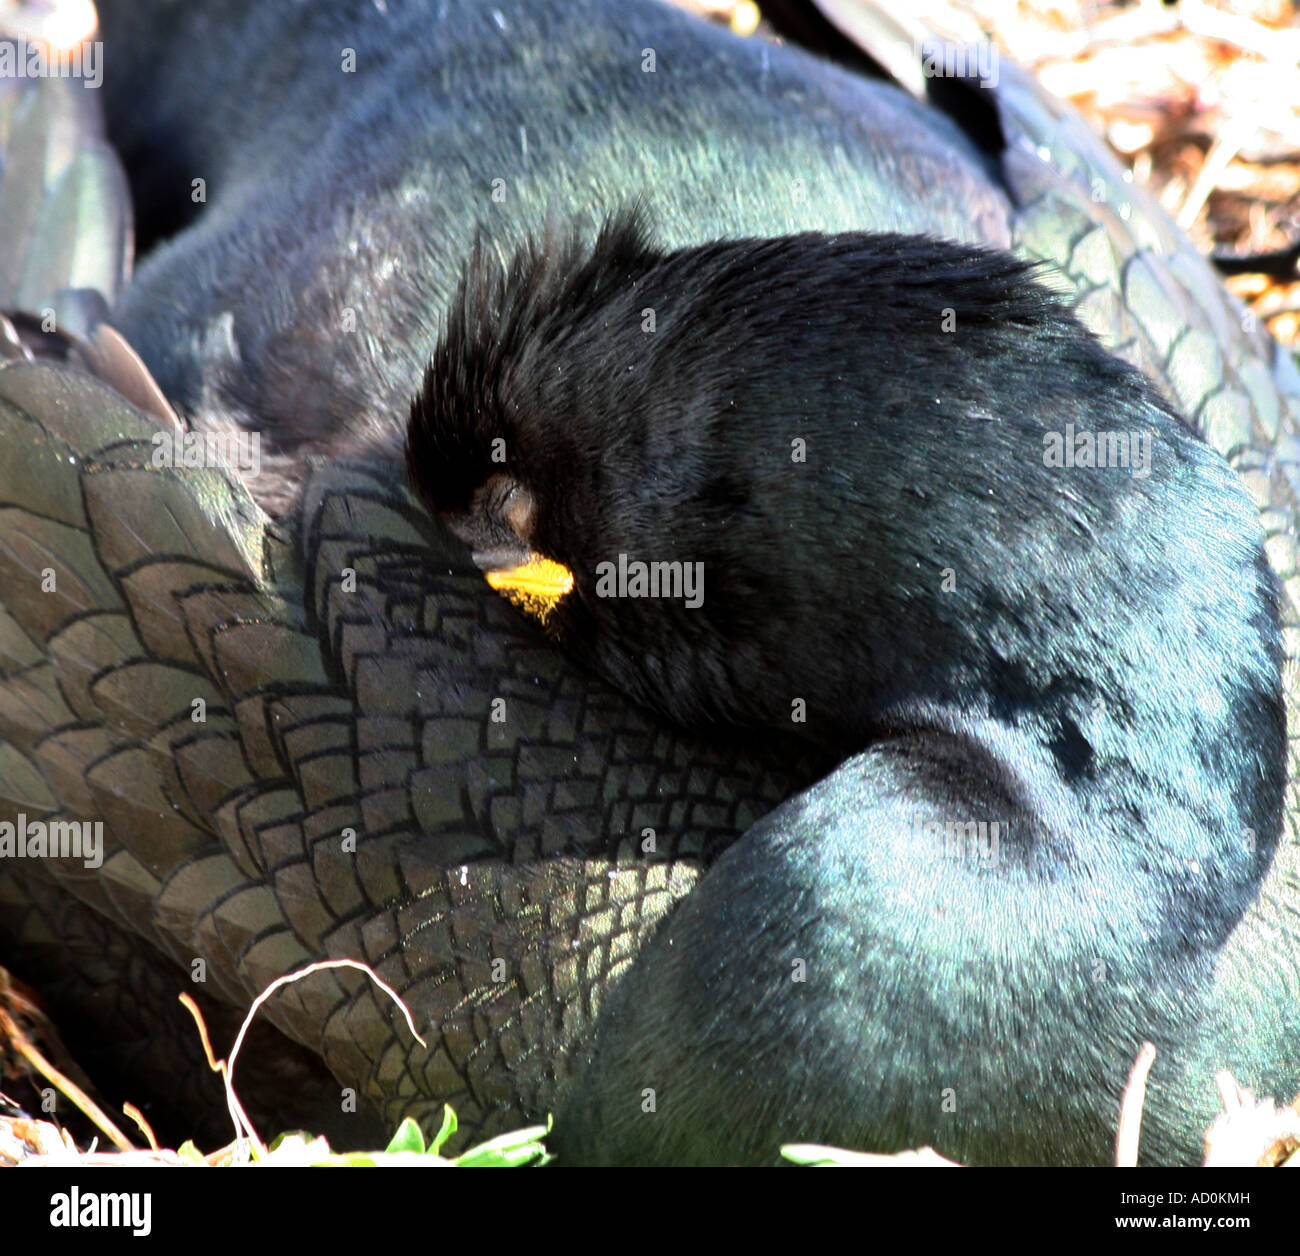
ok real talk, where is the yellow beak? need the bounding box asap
[483,555,574,624]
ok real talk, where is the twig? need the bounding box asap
[0,997,135,1153]
[1115,1041,1157,1167]
[181,958,426,1157]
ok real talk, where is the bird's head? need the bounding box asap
[406,207,831,731]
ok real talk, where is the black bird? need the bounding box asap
[0,0,1296,1165]
[408,210,1287,1164]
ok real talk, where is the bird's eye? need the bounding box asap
[499,482,536,544]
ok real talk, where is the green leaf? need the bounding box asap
[427,1105,457,1155]
[384,1117,427,1155]
[175,1140,206,1166]
[451,1124,551,1167]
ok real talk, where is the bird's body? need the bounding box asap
[96,0,1011,509]
[408,208,1287,1166]
[0,0,1296,1165]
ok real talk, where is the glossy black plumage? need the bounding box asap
[408,209,1287,1164]
[0,0,1295,1165]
